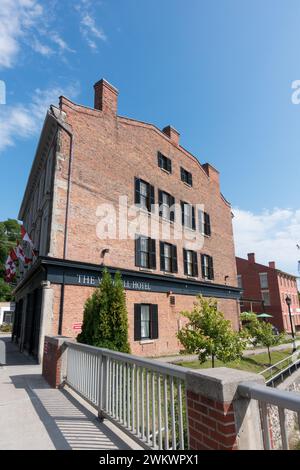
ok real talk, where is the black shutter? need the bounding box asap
[150,304,158,339]
[205,212,211,236]
[180,167,184,182]
[171,244,178,273]
[181,201,185,226]
[188,172,193,186]
[149,238,156,269]
[158,152,162,168]
[135,178,140,204]
[192,251,198,277]
[135,237,141,267]
[209,256,214,280]
[150,184,155,211]
[167,157,172,173]
[158,190,163,217]
[134,304,142,341]
[170,195,175,222]
[201,254,205,278]
[183,249,188,275]
[192,206,196,230]
[160,241,165,271]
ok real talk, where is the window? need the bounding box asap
[180,167,193,186]
[160,242,178,273]
[199,210,211,236]
[237,275,243,289]
[181,201,196,230]
[201,254,214,280]
[135,178,155,212]
[158,152,172,173]
[259,273,268,289]
[134,304,158,341]
[261,290,271,306]
[183,249,198,277]
[135,236,156,269]
[158,190,175,222]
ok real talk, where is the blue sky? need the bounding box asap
[0,0,299,275]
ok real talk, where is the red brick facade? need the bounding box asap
[236,253,300,332]
[14,78,240,359]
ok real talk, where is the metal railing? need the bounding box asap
[239,382,300,450]
[259,351,300,386]
[64,341,189,450]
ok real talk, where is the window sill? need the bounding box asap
[186,275,198,280]
[139,339,155,345]
[139,267,154,273]
[160,168,171,175]
[160,216,175,224]
[182,182,192,188]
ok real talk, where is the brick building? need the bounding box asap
[236,253,300,332]
[12,79,240,362]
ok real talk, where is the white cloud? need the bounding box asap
[0,0,43,68]
[233,207,300,277]
[31,38,54,56]
[0,0,75,68]
[76,2,107,51]
[0,82,80,152]
[49,33,75,54]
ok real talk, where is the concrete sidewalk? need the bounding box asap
[156,339,300,364]
[0,335,140,450]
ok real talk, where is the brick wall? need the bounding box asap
[49,82,238,289]
[187,390,238,450]
[50,284,239,357]
[42,336,65,388]
[237,254,300,332]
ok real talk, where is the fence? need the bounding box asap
[239,382,300,450]
[260,352,300,386]
[64,341,188,450]
[43,336,300,450]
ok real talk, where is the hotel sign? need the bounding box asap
[77,274,151,291]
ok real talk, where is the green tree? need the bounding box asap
[177,295,246,367]
[243,317,283,364]
[78,269,130,353]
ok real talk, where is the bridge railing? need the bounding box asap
[239,381,300,450]
[259,351,300,385]
[42,335,300,450]
[64,341,189,450]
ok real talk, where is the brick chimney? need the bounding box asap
[248,253,256,263]
[94,79,118,114]
[269,261,276,269]
[162,126,180,146]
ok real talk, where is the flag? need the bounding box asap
[21,225,34,249]
[15,242,31,264]
[9,248,18,262]
[4,255,16,282]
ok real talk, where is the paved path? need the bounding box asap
[0,335,140,450]
[156,340,300,364]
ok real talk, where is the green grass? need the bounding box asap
[178,349,297,375]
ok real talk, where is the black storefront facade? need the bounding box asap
[12,256,241,362]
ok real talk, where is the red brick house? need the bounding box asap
[12,78,240,362]
[236,253,300,333]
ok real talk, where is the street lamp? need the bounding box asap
[285,295,297,352]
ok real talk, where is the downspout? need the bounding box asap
[50,106,74,335]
